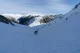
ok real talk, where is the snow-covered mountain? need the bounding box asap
[0,13,55,27]
[0,2,80,53]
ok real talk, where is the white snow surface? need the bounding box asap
[0,3,80,53]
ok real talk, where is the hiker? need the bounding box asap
[34,30,38,35]
[66,18,68,20]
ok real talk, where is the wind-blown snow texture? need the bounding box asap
[0,3,80,53]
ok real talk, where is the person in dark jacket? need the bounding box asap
[66,18,68,20]
[34,30,38,35]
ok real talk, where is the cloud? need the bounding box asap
[46,0,73,14]
[0,0,74,15]
[23,0,73,14]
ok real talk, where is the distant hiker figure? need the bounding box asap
[66,18,68,20]
[34,30,38,35]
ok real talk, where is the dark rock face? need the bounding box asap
[40,15,54,23]
[0,15,15,26]
[74,2,80,9]
[18,15,34,25]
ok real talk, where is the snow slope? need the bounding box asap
[0,2,80,53]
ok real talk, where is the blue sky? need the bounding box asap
[0,0,79,15]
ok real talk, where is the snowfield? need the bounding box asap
[0,2,80,53]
